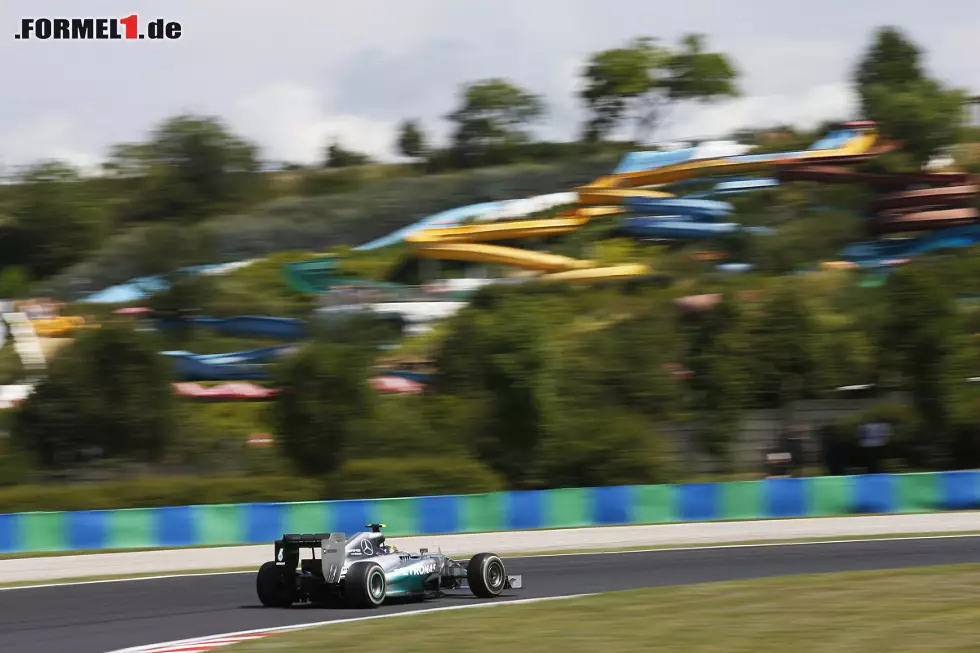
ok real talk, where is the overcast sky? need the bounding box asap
[1,0,977,172]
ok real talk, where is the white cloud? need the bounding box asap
[658,83,857,142]
[228,82,398,164]
[0,116,101,175]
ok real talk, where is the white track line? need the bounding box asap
[106,594,595,653]
[4,532,980,593]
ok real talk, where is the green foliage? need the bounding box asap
[0,266,30,298]
[538,407,675,488]
[7,162,108,279]
[447,78,545,163]
[327,457,504,499]
[878,265,958,466]
[853,27,966,165]
[11,320,175,468]
[272,326,376,476]
[686,293,750,466]
[106,114,264,222]
[0,475,325,513]
[397,120,427,159]
[433,293,559,487]
[581,34,738,142]
[748,287,822,407]
[325,139,373,168]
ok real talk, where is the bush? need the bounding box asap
[326,457,505,499]
[272,335,376,476]
[11,320,175,468]
[0,475,326,513]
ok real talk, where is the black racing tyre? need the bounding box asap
[256,561,295,607]
[467,553,507,598]
[345,561,387,608]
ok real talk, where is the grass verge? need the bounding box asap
[227,564,980,652]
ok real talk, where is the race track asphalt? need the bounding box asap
[2,536,979,653]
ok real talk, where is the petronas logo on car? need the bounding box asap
[404,563,436,576]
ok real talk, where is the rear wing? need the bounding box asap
[274,533,346,581]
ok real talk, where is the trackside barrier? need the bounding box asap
[1,471,979,553]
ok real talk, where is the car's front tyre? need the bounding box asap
[467,553,507,598]
[345,561,387,608]
[256,561,295,607]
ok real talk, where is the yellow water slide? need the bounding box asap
[405,128,880,283]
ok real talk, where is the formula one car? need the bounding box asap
[256,524,522,608]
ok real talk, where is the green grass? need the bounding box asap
[227,564,980,652]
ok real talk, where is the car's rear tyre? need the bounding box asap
[257,561,295,607]
[345,561,386,608]
[467,553,507,598]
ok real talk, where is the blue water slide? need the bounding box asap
[160,344,296,381]
[353,200,511,251]
[383,370,433,384]
[81,260,254,304]
[696,178,781,197]
[622,197,733,220]
[843,224,980,267]
[612,148,699,175]
[160,316,309,340]
[620,217,741,239]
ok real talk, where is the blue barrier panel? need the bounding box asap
[678,483,719,521]
[939,470,980,509]
[157,506,195,547]
[765,478,807,518]
[67,510,108,550]
[332,500,370,535]
[0,513,17,553]
[505,491,543,531]
[419,496,459,535]
[854,474,895,513]
[247,504,286,543]
[592,486,631,525]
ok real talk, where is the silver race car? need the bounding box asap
[256,524,523,608]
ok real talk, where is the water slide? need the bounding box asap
[775,165,980,263]
[399,124,883,281]
[160,344,297,381]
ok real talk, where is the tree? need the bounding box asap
[8,161,107,279]
[447,78,545,160]
[11,321,175,468]
[749,287,822,408]
[432,295,559,486]
[878,265,958,466]
[685,293,750,469]
[853,27,967,165]
[581,34,738,142]
[272,327,376,476]
[396,120,427,159]
[324,138,373,168]
[0,266,30,299]
[107,114,263,222]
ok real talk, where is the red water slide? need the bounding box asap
[775,164,980,234]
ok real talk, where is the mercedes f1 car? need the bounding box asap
[256,524,523,608]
